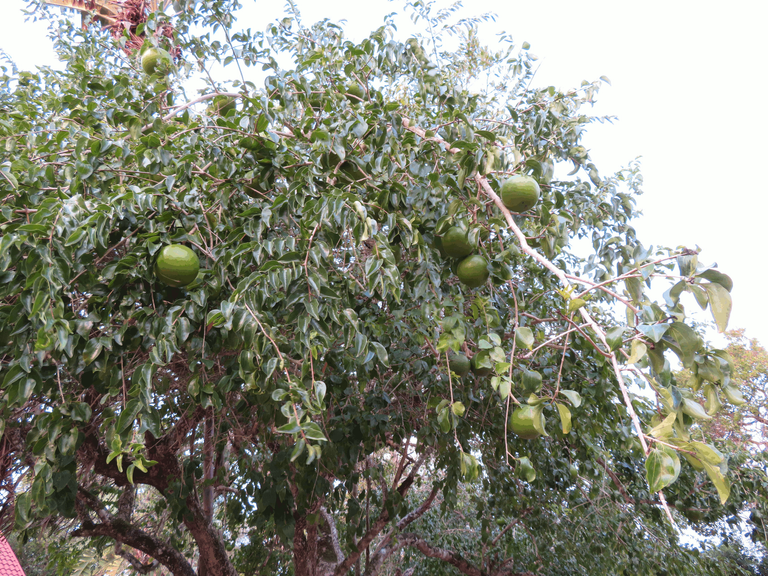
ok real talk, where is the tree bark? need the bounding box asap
[200,413,215,576]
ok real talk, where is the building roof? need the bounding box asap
[0,533,26,576]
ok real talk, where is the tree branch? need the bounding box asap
[332,451,431,576]
[73,489,196,576]
[320,506,344,564]
[398,533,484,576]
[366,486,440,576]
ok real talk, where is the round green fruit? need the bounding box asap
[456,255,489,288]
[511,405,544,439]
[471,350,492,377]
[440,226,474,259]
[501,175,541,212]
[432,235,448,258]
[345,81,365,103]
[448,352,471,376]
[239,136,260,150]
[211,95,236,116]
[683,508,705,523]
[155,245,200,288]
[141,48,170,76]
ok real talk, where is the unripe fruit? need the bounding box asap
[501,175,540,212]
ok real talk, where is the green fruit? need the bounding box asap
[456,255,489,288]
[432,235,448,258]
[155,245,200,288]
[211,95,236,116]
[239,136,260,150]
[141,48,171,76]
[448,352,471,376]
[471,350,492,376]
[345,81,365,103]
[683,508,705,523]
[511,405,544,439]
[501,175,541,212]
[440,226,474,259]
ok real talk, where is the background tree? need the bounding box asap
[0,1,761,576]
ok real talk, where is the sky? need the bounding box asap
[2,0,768,346]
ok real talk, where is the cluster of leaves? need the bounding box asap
[0,1,762,576]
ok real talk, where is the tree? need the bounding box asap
[0,1,758,575]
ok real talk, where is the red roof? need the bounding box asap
[0,533,26,576]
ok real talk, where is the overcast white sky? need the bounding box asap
[2,0,768,346]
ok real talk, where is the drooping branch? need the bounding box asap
[472,174,677,523]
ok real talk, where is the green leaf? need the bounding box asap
[314,381,326,405]
[116,399,141,434]
[277,422,302,435]
[649,412,676,439]
[560,390,582,408]
[371,342,389,366]
[64,228,86,247]
[703,282,732,333]
[82,339,102,366]
[688,284,709,309]
[605,326,624,351]
[703,384,722,415]
[666,322,701,368]
[555,402,571,434]
[688,442,724,465]
[627,339,647,364]
[498,378,511,400]
[531,404,547,437]
[290,439,306,462]
[636,323,669,343]
[460,451,479,482]
[438,406,451,433]
[697,269,733,292]
[303,422,327,442]
[702,461,731,504]
[515,327,534,350]
[451,402,466,417]
[722,384,746,406]
[676,253,698,277]
[71,402,92,422]
[625,276,643,304]
[645,449,677,493]
[681,398,712,420]
[517,456,536,482]
[568,298,586,313]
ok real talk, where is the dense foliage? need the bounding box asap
[0,1,764,575]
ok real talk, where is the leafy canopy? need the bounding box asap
[0,1,757,575]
